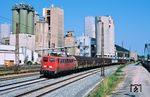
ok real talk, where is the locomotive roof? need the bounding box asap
[42,55,74,58]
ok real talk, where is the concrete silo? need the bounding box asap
[95,16,102,57]
[27,9,34,34]
[12,6,19,34]
[95,16,115,58]
[19,8,28,34]
[10,3,36,51]
[12,3,35,34]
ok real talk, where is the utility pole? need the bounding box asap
[15,23,19,72]
[42,22,44,56]
[83,37,85,56]
[122,41,124,63]
[101,22,105,76]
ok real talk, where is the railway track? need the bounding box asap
[0,72,39,81]
[0,74,41,87]
[17,68,103,97]
[0,77,41,87]
[37,70,102,97]
[0,66,118,97]
[0,78,47,93]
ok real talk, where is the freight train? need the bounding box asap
[142,60,150,72]
[40,53,127,76]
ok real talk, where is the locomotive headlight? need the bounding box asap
[49,66,52,68]
[43,65,47,68]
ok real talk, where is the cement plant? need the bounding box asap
[0,1,150,97]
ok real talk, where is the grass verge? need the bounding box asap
[88,65,126,97]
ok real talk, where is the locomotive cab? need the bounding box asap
[40,56,58,76]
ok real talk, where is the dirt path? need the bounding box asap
[110,63,150,97]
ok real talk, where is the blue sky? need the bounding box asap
[0,0,150,55]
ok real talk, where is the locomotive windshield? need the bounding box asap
[43,57,48,62]
[50,58,55,62]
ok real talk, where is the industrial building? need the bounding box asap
[75,35,96,57]
[34,11,51,56]
[115,45,130,59]
[43,5,64,48]
[0,44,39,65]
[34,11,40,24]
[35,20,50,56]
[95,16,115,58]
[65,31,76,55]
[10,34,35,51]
[0,23,11,44]
[85,16,95,38]
[10,3,35,51]
[130,51,138,61]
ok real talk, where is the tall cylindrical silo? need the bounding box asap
[95,16,101,57]
[12,9,19,34]
[19,9,27,34]
[27,11,34,34]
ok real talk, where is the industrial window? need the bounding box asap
[10,60,14,62]
[50,58,55,62]
[49,27,51,30]
[47,10,51,15]
[48,41,50,48]
[43,57,48,62]
[47,17,50,25]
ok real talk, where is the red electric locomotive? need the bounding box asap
[40,53,77,76]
